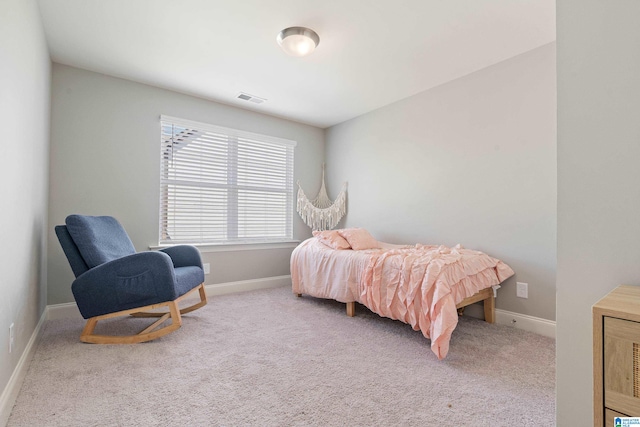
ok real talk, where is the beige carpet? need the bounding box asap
[8,286,555,426]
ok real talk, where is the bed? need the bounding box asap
[290,229,515,359]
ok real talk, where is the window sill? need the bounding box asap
[149,240,301,253]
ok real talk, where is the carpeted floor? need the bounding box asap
[8,286,555,426]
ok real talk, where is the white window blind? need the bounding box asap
[159,115,296,245]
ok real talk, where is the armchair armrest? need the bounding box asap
[72,251,177,319]
[158,245,203,269]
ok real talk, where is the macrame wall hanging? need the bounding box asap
[296,165,347,231]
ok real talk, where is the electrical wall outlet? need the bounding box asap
[516,282,529,299]
[9,323,14,353]
[203,263,210,275]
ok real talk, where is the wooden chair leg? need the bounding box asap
[139,313,171,335]
[80,300,183,344]
[81,317,98,339]
[130,283,207,318]
[177,283,207,315]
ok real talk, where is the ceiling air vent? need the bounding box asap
[237,92,266,104]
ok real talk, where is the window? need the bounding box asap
[159,115,296,245]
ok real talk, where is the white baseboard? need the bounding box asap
[44,278,555,340]
[494,308,556,339]
[460,304,556,339]
[46,302,82,321]
[0,308,48,426]
[44,275,293,320]
[204,275,291,296]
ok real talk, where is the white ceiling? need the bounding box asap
[36,0,555,129]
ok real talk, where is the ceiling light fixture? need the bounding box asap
[276,27,320,57]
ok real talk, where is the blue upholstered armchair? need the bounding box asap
[55,214,207,343]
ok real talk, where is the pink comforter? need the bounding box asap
[360,244,514,359]
[291,239,514,359]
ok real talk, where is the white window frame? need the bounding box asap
[159,115,297,246]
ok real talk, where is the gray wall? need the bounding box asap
[48,64,324,305]
[0,0,50,410]
[326,43,557,321]
[557,1,640,424]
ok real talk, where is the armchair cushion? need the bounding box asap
[66,215,136,268]
[72,251,177,319]
[159,245,203,269]
[174,266,205,297]
[55,225,90,278]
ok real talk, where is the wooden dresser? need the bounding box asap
[593,285,640,426]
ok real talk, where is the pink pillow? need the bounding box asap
[338,228,379,250]
[313,230,351,250]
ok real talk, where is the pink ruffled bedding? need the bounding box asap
[291,238,514,359]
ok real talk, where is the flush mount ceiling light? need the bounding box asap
[276,27,320,57]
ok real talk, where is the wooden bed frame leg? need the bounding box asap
[346,301,355,317]
[296,293,302,297]
[484,293,495,324]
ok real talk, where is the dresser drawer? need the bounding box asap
[604,316,640,415]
